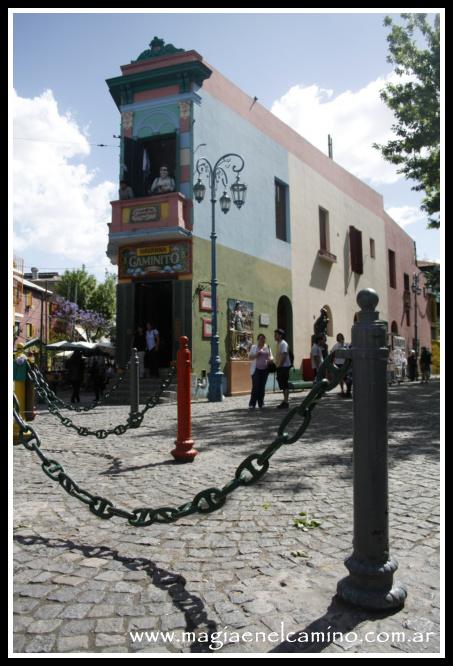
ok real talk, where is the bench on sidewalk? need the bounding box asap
[288,368,313,392]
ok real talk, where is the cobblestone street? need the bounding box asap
[13,380,441,654]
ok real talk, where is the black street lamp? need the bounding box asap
[411,272,422,379]
[193,154,247,401]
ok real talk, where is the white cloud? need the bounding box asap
[386,205,426,228]
[271,73,408,186]
[12,89,116,276]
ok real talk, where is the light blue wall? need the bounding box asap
[193,90,291,271]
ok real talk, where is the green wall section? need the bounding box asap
[191,237,292,374]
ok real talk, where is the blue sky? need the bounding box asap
[11,10,442,281]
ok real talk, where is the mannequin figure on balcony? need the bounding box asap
[150,165,175,195]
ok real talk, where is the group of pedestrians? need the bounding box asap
[247,328,292,410]
[64,350,114,403]
[247,329,433,411]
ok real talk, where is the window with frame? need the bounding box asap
[370,238,375,258]
[25,291,32,308]
[388,250,397,288]
[26,323,33,338]
[319,207,330,251]
[122,133,177,199]
[349,226,363,274]
[275,180,288,241]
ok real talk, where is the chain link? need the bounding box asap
[30,363,131,412]
[13,354,351,526]
[26,363,175,439]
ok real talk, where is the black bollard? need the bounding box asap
[337,289,407,610]
[130,347,140,416]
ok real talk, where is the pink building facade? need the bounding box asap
[383,212,432,354]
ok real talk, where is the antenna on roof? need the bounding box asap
[328,134,333,159]
[249,96,258,111]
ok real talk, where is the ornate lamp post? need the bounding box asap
[411,272,422,379]
[193,154,247,402]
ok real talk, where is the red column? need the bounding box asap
[171,336,198,462]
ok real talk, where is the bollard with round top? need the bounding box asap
[337,288,407,610]
[172,336,198,462]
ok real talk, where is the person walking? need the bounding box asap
[133,325,147,379]
[310,335,324,381]
[90,353,106,401]
[420,346,432,383]
[65,350,85,403]
[274,328,291,409]
[248,333,273,410]
[407,350,418,382]
[145,321,160,378]
[331,333,347,396]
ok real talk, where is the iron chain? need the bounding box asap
[13,354,351,526]
[30,363,131,412]
[26,363,175,439]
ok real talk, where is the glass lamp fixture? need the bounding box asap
[193,179,206,203]
[230,176,247,209]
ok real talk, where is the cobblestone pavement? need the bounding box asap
[12,380,441,654]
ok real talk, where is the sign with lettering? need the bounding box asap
[119,241,192,278]
[130,205,161,224]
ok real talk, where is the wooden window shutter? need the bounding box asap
[349,226,363,274]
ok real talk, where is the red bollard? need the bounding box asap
[171,336,198,462]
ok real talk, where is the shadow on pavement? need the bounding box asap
[14,533,218,653]
[269,594,403,653]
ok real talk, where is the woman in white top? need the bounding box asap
[248,333,273,409]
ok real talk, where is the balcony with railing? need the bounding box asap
[107,192,193,264]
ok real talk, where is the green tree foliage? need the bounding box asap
[87,272,117,321]
[55,267,97,310]
[374,14,440,228]
[55,268,116,323]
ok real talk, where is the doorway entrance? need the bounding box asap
[135,281,173,368]
[277,295,293,348]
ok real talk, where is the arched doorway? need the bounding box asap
[391,321,398,335]
[277,296,293,348]
[322,304,333,337]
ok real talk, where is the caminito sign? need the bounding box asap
[119,241,192,278]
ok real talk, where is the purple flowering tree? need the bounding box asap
[50,296,110,342]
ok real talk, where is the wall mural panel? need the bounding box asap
[227,298,254,359]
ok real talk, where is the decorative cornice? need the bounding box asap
[120,91,201,114]
[107,228,192,264]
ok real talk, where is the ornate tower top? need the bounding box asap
[132,36,185,63]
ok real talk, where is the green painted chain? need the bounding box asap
[26,363,176,438]
[13,353,351,526]
[29,362,131,413]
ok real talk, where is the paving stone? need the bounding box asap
[87,604,116,618]
[79,557,109,568]
[12,634,26,653]
[13,597,40,613]
[59,619,96,637]
[95,633,127,647]
[76,589,106,603]
[24,634,57,653]
[33,604,63,620]
[26,619,62,634]
[95,617,125,633]
[56,635,90,652]
[94,570,125,582]
[59,603,93,619]
[52,575,87,587]
[47,587,81,603]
